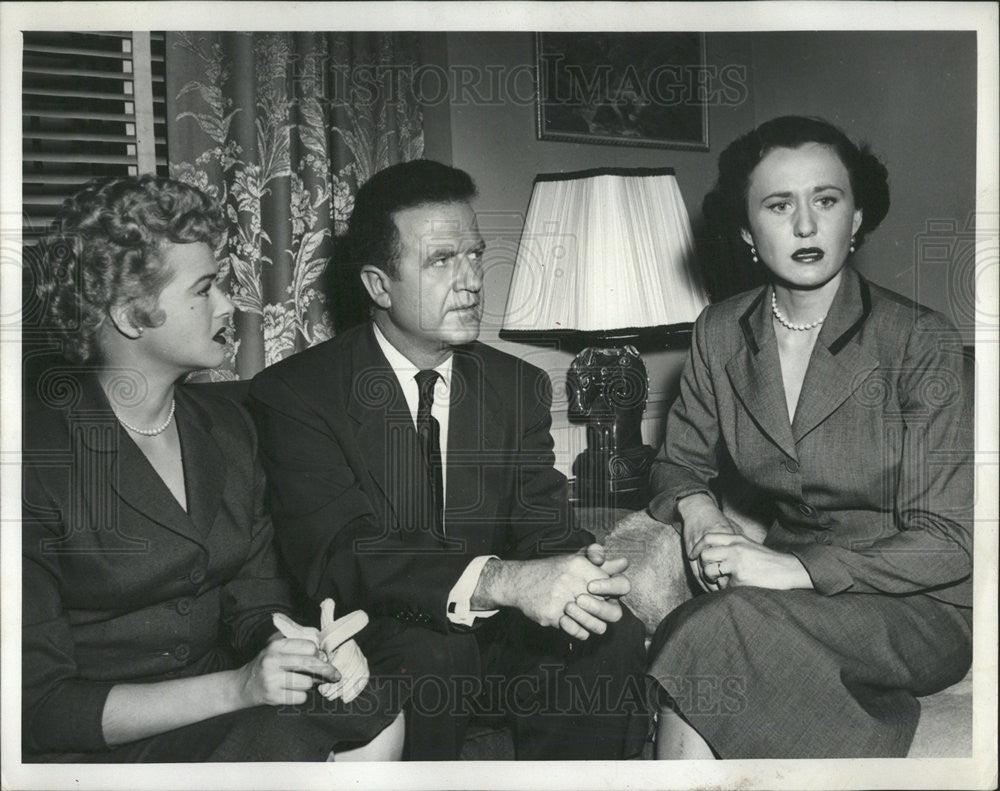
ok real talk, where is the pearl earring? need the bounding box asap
[850,236,856,254]
[750,246,759,264]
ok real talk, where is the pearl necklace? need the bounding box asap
[771,291,824,331]
[116,399,176,436]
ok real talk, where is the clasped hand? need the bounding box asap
[680,503,740,592]
[514,543,631,640]
[691,532,813,591]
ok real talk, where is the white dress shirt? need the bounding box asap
[372,324,499,626]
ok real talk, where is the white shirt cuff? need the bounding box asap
[447,555,500,626]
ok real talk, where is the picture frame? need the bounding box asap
[535,32,709,150]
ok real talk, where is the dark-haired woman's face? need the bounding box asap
[741,143,862,291]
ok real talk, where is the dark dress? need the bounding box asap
[21,373,400,762]
[646,269,973,758]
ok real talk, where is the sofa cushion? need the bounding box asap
[908,670,973,757]
[599,511,696,635]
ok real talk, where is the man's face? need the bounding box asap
[373,200,485,365]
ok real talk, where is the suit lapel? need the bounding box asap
[792,269,878,442]
[446,347,504,525]
[175,389,226,537]
[725,288,799,460]
[65,375,148,553]
[346,325,413,531]
[725,270,879,454]
[76,373,208,549]
[110,435,204,545]
[345,328,507,544]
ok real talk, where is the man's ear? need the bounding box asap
[359,265,392,310]
[107,303,144,339]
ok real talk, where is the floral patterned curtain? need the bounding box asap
[165,32,425,380]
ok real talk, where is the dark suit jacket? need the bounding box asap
[250,323,587,632]
[650,267,973,607]
[21,374,293,755]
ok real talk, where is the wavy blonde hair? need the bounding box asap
[36,175,226,364]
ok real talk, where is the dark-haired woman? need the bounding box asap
[646,116,972,758]
[22,175,404,762]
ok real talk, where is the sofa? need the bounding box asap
[186,354,974,759]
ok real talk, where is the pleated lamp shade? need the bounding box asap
[502,167,707,334]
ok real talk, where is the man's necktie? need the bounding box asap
[414,369,444,533]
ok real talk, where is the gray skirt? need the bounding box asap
[646,586,971,758]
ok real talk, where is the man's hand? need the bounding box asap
[473,552,629,640]
[583,542,630,578]
[563,543,631,638]
[677,493,740,592]
[510,553,625,639]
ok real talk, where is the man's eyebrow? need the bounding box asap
[424,240,485,260]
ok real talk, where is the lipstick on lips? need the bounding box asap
[791,247,824,263]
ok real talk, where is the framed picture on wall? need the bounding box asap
[535,32,709,150]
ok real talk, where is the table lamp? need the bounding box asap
[501,167,707,506]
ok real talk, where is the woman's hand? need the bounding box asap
[691,533,814,591]
[677,494,740,592]
[237,637,340,707]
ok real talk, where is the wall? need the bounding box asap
[746,31,977,336]
[428,31,977,475]
[436,32,758,474]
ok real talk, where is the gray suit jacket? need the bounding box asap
[649,266,973,607]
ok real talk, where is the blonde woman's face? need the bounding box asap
[136,241,234,375]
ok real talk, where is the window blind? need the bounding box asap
[22,31,168,242]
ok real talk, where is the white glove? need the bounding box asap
[316,599,370,703]
[272,598,370,703]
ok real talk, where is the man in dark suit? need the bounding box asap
[250,160,648,760]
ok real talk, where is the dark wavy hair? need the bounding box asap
[703,115,890,252]
[35,175,225,364]
[344,159,478,281]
